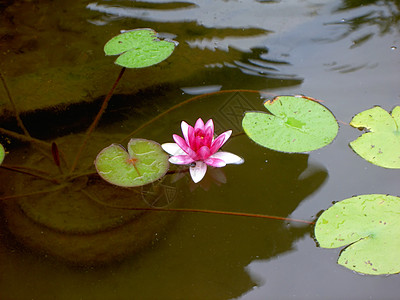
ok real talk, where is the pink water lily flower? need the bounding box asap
[162,118,244,183]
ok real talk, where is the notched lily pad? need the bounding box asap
[315,194,400,275]
[0,143,4,165]
[242,95,338,152]
[350,106,400,168]
[104,28,177,68]
[95,138,169,187]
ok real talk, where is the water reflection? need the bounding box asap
[117,91,329,298]
[0,88,329,298]
[87,0,304,82]
[326,0,400,45]
[4,0,397,298]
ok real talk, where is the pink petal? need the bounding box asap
[173,134,188,149]
[204,157,226,167]
[197,145,211,160]
[169,155,195,165]
[194,118,205,131]
[161,143,185,156]
[203,131,213,148]
[187,125,195,149]
[173,134,198,159]
[204,120,214,147]
[190,161,207,183]
[210,151,244,164]
[181,121,193,145]
[193,135,202,151]
[204,119,214,134]
[210,130,232,154]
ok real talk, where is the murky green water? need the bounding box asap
[1,0,400,299]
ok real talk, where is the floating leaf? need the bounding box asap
[315,194,400,275]
[95,138,169,187]
[242,95,338,152]
[104,28,177,68]
[0,143,5,165]
[349,106,400,168]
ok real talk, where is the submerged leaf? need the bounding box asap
[95,138,169,187]
[0,143,5,165]
[349,106,400,168]
[315,194,400,275]
[104,28,177,68]
[242,95,338,152]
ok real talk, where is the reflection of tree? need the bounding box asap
[152,135,328,299]
[0,132,185,266]
[329,0,400,45]
[0,94,328,299]
[87,0,303,86]
[0,0,303,118]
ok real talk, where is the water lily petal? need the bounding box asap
[181,121,193,146]
[198,145,211,160]
[204,119,214,134]
[203,132,213,148]
[169,155,195,165]
[173,134,188,149]
[204,119,214,147]
[187,125,195,148]
[210,130,232,154]
[190,161,207,183]
[173,134,198,159]
[162,143,185,156]
[194,118,205,131]
[204,157,226,167]
[210,151,244,164]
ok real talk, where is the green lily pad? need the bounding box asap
[0,143,5,165]
[104,28,177,68]
[242,95,338,152]
[349,106,400,168]
[95,138,169,187]
[315,194,400,275]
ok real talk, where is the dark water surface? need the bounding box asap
[1,0,400,299]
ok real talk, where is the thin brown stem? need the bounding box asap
[0,164,61,183]
[120,89,273,142]
[83,190,313,225]
[0,72,31,137]
[69,67,126,174]
[0,126,51,149]
[0,184,66,201]
[1,73,61,162]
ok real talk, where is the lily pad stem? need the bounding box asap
[69,67,126,174]
[0,184,66,201]
[0,127,51,149]
[0,164,61,184]
[121,89,273,142]
[83,190,313,225]
[0,72,31,137]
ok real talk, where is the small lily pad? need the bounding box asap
[242,95,338,152]
[0,143,4,165]
[315,194,400,275]
[95,138,169,187]
[104,28,177,68]
[349,106,400,168]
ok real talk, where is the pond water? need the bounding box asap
[1,0,400,299]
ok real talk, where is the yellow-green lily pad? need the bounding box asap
[350,106,400,168]
[315,194,400,275]
[242,95,338,153]
[0,143,4,165]
[95,138,169,187]
[104,28,177,68]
